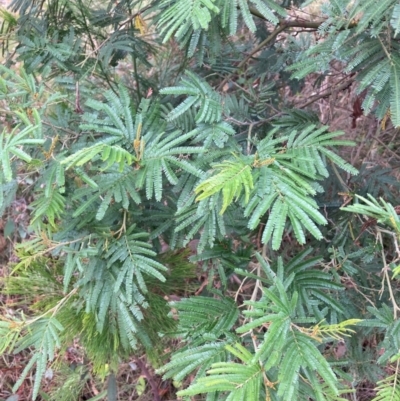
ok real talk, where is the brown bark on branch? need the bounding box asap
[217,7,359,91]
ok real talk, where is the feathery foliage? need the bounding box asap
[0,0,399,400]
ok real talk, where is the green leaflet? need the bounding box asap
[0,124,44,182]
[372,372,400,401]
[342,194,400,234]
[12,318,64,400]
[390,57,400,127]
[177,361,263,398]
[157,0,285,41]
[391,4,400,37]
[195,158,254,214]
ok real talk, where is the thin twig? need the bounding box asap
[76,0,117,94]
[134,357,161,401]
[127,2,142,102]
[217,25,286,91]
[234,264,258,302]
[117,5,152,30]
[296,78,354,109]
[370,134,400,161]
[247,123,254,155]
[248,6,358,30]
[377,231,400,319]
[249,77,355,127]
[217,6,358,92]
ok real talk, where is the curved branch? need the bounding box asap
[217,8,358,91]
[217,24,285,90]
[135,357,161,401]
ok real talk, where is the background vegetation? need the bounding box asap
[1,0,400,400]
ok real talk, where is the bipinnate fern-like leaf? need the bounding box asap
[79,84,205,203]
[189,121,236,148]
[0,111,45,219]
[0,124,44,182]
[61,144,134,172]
[98,29,151,68]
[139,129,205,201]
[162,72,236,148]
[105,229,168,293]
[174,121,357,250]
[0,321,20,355]
[390,58,400,127]
[10,317,64,400]
[80,84,137,143]
[161,71,222,124]
[157,296,239,381]
[277,331,336,399]
[174,197,227,253]
[169,267,357,400]
[159,342,230,382]
[249,0,286,25]
[342,194,400,234]
[195,158,254,214]
[168,295,239,336]
[177,359,263,399]
[70,167,141,219]
[272,109,320,129]
[75,175,136,221]
[157,0,286,41]
[30,189,66,228]
[265,250,345,317]
[391,4,400,37]
[238,275,353,400]
[347,0,395,35]
[77,228,168,351]
[158,0,220,42]
[245,125,357,249]
[235,0,286,32]
[0,65,58,111]
[358,304,400,366]
[288,1,400,127]
[372,370,400,401]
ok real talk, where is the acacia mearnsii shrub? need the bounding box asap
[1,0,400,400]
